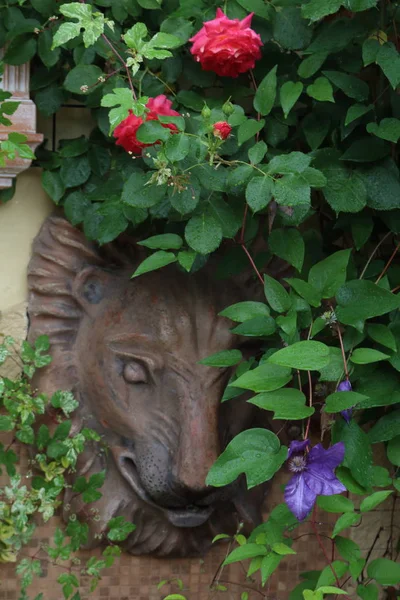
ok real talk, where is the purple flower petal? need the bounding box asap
[284,472,316,521]
[287,439,310,459]
[341,408,352,423]
[308,442,345,471]
[337,380,352,392]
[303,468,347,498]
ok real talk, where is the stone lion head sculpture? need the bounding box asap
[27,214,271,557]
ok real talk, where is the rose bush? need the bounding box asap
[1,0,400,598]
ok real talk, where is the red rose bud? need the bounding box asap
[189,9,263,78]
[213,121,232,140]
[113,94,180,155]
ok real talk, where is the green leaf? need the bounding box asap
[248,141,268,165]
[254,66,277,116]
[336,466,367,495]
[308,249,351,298]
[237,119,265,145]
[219,302,270,323]
[185,213,222,255]
[58,2,107,47]
[4,37,37,66]
[368,409,400,443]
[335,536,361,562]
[132,251,177,278]
[336,280,400,326]
[41,170,65,204]
[376,42,400,90]
[52,22,81,49]
[285,279,321,308]
[322,164,367,213]
[367,324,397,351]
[223,543,268,566]
[325,391,368,413]
[0,416,15,431]
[316,495,354,514]
[367,558,400,586]
[232,363,292,393]
[307,77,334,103]
[136,120,171,144]
[280,81,303,119]
[245,176,273,212]
[268,152,311,175]
[122,171,166,208]
[64,191,90,226]
[138,234,183,250]
[38,30,60,67]
[316,560,348,587]
[273,175,311,207]
[361,165,400,211]
[164,133,190,162]
[272,542,296,556]
[177,250,196,272]
[64,65,103,95]
[51,391,78,417]
[333,419,373,487]
[387,436,400,466]
[332,512,360,537]
[360,490,393,513]
[60,155,91,188]
[236,0,271,19]
[198,349,242,368]
[206,428,287,489]
[260,553,284,585]
[345,103,374,127]
[264,275,291,313]
[269,229,305,272]
[107,516,136,542]
[367,118,400,143]
[357,584,379,600]
[323,71,369,102]
[273,7,312,51]
[350,348,390,365]
[230,316,276,337]
[100,88,137,133]
[248,388,314,420]
[302,0,341,21]
[269,341,330,370]
[298,52,328,79]
[341,136,389,163]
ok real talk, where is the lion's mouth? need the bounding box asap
[116,453,214,528]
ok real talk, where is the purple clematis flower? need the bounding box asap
[337,379,352,423]
[284,439,346,521]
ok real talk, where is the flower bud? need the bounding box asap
[212,121,232,140]
[201,104,211,119]
[222,100,234,116]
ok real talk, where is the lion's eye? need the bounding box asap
[123,361,148,384]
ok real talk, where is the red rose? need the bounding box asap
[189,9,263,78]
[213,121,232,140]
[113,94,180,154]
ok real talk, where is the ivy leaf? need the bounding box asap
[307,77,334,102]
[101,89,142,133]
[107,516,136,542]
[206,428,287,489]
[254,66,277,116]
[298,52,328,78]
[280,81,303,118]
[273,7,312,50]
[269,341,330,370]
[131,251,177,278]
[345,103,374,127]
[54,3,109,49]
[367,118,400,143]
[376,42,400,90]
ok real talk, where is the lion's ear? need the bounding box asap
[72,266,111,311]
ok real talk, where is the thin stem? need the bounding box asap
[359,231,392,279]
[375,241,400,283]
[311,506,344,592]
[239,204,248,244]
[304,370,313,440]
[241,244,264,285]
[101,33,137,100]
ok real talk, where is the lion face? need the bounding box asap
[28,216,267,557]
